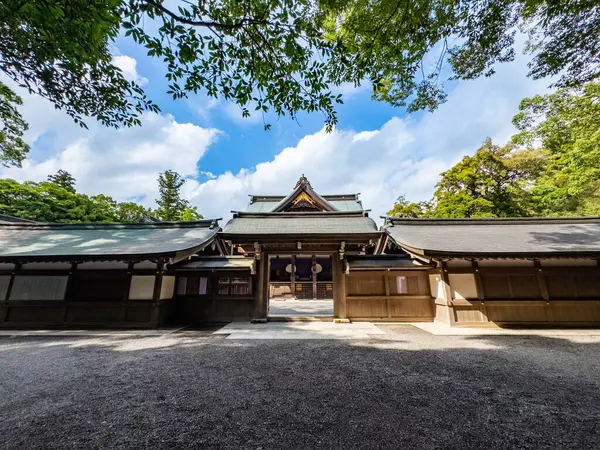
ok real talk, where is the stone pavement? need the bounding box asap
[268,299,334,317]
[411,321,600,336]
[214,321,384,339]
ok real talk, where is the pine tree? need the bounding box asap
[47,170,76,192]
[155,170,190,221]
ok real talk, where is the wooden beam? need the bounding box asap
[312,254,317,299]
[150,262,164,326]
[290,255,296,299]
[333,254,347,319]
[253,255,269,321]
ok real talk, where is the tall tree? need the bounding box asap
[47,170,76,193]
[513,82,600,216]
[3,0,600,168]
[155,170,200,221]
[387,195,432,218]
[431,139,538,218]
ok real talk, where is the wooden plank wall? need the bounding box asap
[441,262,600,325]
[345,270,433,321]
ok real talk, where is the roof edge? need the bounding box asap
[382,216,600,225]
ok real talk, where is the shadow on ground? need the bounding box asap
[0,325,599,449]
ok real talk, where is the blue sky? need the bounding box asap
[1,32,550,223]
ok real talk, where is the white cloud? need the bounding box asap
[1,57,219,206]
[112,55,149,86]
[2,42,551,225]
[186,48,551,224]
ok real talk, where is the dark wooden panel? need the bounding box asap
[125,305,153,322]
[179,296,254,323]
[5,305,63,323]
[66,305,124,323]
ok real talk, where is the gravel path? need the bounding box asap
[1,325,599,449]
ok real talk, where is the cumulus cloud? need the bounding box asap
[1,55,219,206]
[186,48,550,223]
[2,45,550,224]
[113,55,149,86]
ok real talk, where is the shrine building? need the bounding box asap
[0,176,599,328]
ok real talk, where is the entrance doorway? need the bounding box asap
[267,254,334,317]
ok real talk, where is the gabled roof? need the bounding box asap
[0,220,221,262]
[271,176,336,212]
[222,211,380,239]
[246,176,364,212]
[382,217,600,258]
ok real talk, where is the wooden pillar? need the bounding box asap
[2,262,18,324]
[332,253,347,320]
[472,260,488,321]
[121,261,134,322]
[384,274,392,318]
[439,260,456,325]
[62,262,78,323]
[150,262,164,327]
[312,254,317,299]
[534,259,552,322]
[290,255,296,299]
[252,255,269,322]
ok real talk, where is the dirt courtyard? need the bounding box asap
[1,325,599,449]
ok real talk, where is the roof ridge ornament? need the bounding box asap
[295,174,311,188]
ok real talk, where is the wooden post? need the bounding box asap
[472,260,488,321]
[384,274,392,318]
[150,262,164,327]
[333,253,347,320]
[252,255,269,322]
[2,262,18,324]
[290,255,296,299]
[121,261,134,322]
[440,260,455,325]
[63,262,78,323]
[534,259,552,322]
[312,254,317,299]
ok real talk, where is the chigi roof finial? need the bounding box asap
[295,174,310,188]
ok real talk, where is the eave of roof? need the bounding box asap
[171,255,254,271]
[346,255,432,270]
[382,216,600,258]
[0,220,222,262]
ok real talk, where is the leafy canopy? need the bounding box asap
[389,82,600,219]
[513,82,600,216]
[2,0,600,166]
[0,170,202,223]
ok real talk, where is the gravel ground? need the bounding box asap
[1,325,599,449]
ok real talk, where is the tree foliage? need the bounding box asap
[389,82,600,219]
[0,0,158,166]
[155,170,203,221]
[0,170,202,223]
[513,82,600,216]
[3,0,600,167]
[47,170,76,193]
[388,139,547,218]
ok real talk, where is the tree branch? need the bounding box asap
[142,0,272,30]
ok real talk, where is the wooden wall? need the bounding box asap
[0,262,175,328]
[345,270,433,321]
[175,270,254,323]
[434,259,600,326]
